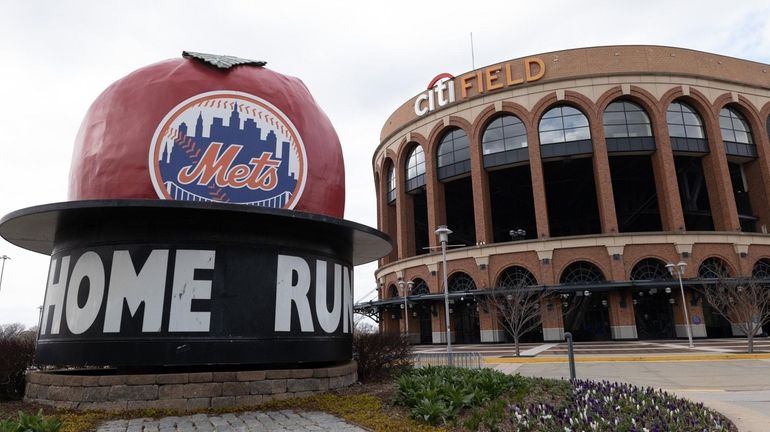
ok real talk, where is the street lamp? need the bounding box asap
[435,225,453,365]
[509,229,526,240]
[0,255,10,294]
[398,280,414,339]
[666,261,694,348]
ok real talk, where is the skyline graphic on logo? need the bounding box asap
[149,91,307,209]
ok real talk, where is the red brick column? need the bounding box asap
[608,290,637,339]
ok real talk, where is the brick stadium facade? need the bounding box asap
[360,45,770,343]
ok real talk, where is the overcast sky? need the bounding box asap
[1,0,770,327]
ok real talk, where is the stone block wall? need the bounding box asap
[24,361,357,411]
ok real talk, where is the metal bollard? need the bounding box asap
[564,332,576,380]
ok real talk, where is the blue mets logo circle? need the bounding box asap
[149,91,307,209]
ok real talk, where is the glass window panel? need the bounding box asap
[437,142,452,156]
[684,125,704,139]
[455,146,470,162]
[627,124,652,137]
[667,111,684,125]
[539,130,564,144]
[542,107,562,118]
[539,117,563,132]
[625,110,650,124]
[561,106,581,116]
[483,128,503,143]
[488,117,504,128]
[406,147,425,180]
[605,125,628,138]
[734,130,750,144]
[483,140,504,155]
[501,116,518,126]
[563,113,589,128]
[510,135,528,149]
[437,152,453,167]
[624,102,642,112]
[454,133,469,148]
[682,112,701,126]
[719,116,732,130]
[733,118,749,132]
[605,102,624,112]
[603,111,627,125]
[504,122,526,138]
[669,124,686,138]
[680,104,696,115]
[564,127,590,141]
[721,128,736,142]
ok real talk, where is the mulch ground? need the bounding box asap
[0,398,57,420]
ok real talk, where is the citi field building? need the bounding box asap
[362,45,770,344]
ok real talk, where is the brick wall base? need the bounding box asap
[24,361,358,411]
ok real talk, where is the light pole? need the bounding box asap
[666,261,694,348]
[435,225,453,365]
[398,280,414,339]
[0,255,10,294]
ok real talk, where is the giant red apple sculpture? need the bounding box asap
[68,52,345,218]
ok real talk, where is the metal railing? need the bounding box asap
[413,352,483,369]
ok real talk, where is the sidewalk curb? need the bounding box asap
[484,353,770,364]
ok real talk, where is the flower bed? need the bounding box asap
[393,366,736,431]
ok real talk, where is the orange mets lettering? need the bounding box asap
[177,142,280,191]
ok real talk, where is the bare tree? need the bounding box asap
[486,286,551,356]
[701,278,770,353]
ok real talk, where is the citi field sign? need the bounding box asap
[414,57,546,116]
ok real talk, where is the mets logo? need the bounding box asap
[149,90,307,209]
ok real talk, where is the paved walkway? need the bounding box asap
[96,410,366,432]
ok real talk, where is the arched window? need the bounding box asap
[448,272,477,292]
[720,107,753,144]
[405,145,425,191]
[437,128,471,180]
[698,257,732,279]
[667,101,705,139]
[720,107,757,158]
[389,284,399,298]
[483,115,528,152]
[560,261,605,284]
[497,266,537,289]
[482,115,528,168]
[411,278,430,295]
[539,106,591,145]
[603,101,652,138]
[752,259,770,280]
[630,258,671,281]
[386,163,396,203]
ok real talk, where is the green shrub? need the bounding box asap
[352,331,412,382]
[392,366,524,425]
[0,410,61,432]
